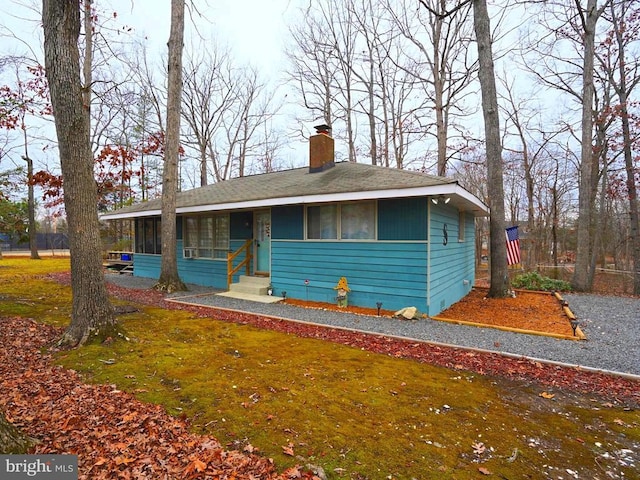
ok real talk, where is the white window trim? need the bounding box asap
[458,211,465,242]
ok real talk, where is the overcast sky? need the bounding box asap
[1,0,300,73]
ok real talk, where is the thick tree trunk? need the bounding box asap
[155,0,186,293]
[572,0,599,292]
[0,411,34,454]
[473,0,509,297]
[43,0,116,346]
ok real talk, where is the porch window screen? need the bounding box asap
[183,214,229,259]
[306,201,375,240]
[135,217,161,254]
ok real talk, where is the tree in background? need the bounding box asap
[42,0,116,346]
[0,61,52,259]
[600,0,640,294]
[155,0,186,293]
[572,0,610,291]
[392,0,477,175]
[0,168,29,256]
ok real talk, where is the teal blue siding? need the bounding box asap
[378,197,427,241]
[272,206,303,239]
[270,241,428,312]
[428,205,475,315]
[133,239,241,289]
[129,199,478,315]
[132,253,161,279]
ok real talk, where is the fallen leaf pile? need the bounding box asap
[0,316,317,479]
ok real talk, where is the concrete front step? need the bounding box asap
[217,291,283,304]
[228,275,271,296]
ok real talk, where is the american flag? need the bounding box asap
[505,226,521,265]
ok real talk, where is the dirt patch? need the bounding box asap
[285,287,575,337]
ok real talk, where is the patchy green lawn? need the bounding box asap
[2,257,639,479]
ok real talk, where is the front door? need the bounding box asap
[255,210,271,274]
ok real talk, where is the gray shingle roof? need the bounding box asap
[101,162,488,219]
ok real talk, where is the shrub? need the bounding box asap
[511,271,572,292]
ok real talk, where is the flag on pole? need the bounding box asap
[505,226,521,265]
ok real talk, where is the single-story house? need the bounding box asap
[100,126,489,316]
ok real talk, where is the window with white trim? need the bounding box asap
[306,201,376,240]
[458,211,465,242]
[183,214,229,259]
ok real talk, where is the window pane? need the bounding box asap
[135,219,144,253]
[155,219,162,254]
[144,219,155,253]
[215,215,229,249]
[195,217,211,258]
[184,217,198,248]
[307,205,337,239]
[341,202,375,239]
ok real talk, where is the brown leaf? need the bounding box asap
[539,392,555,399]
[478,466,492,475]
[282,444,295,456]
[192,459,207,473]
[114,455,135,465]
[472,442,486,455]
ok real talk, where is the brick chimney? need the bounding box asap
[309,124,335,173]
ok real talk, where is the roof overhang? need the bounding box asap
[100,184,489,221]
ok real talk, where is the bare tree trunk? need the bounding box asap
[82,0,92,126]
[610,2,640,294]
[155,0,186,293]
[43,0,116,346]
[19,95,40,260]
[24,154,40,260]
[572,0,601,292]
[473,0,509,297]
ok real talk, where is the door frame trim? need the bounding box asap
[253,209,271,275]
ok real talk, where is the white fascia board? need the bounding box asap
[100,184,489,220]
[100,209,162,220]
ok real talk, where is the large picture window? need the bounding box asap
[306,201,375,240]
[183,214,229,259]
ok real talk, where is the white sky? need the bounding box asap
[0,0,309,170]
[1,0,300,73]
[112,0,299,73]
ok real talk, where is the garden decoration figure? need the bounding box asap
[334,277,351,307]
